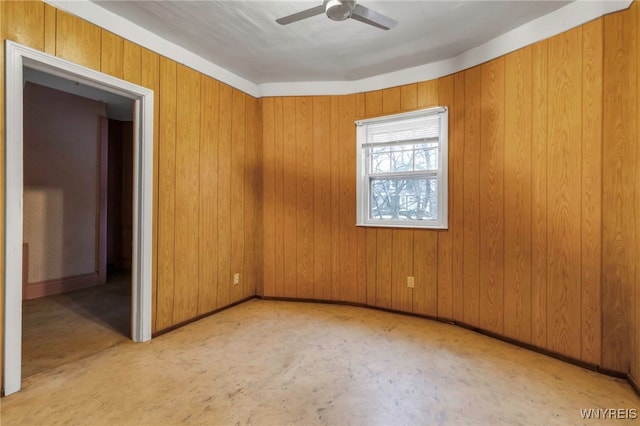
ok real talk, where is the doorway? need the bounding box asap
[4,41,154,396]
[21,78,134,378]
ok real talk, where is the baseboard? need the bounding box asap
[23,272,101,300]
[260,294,368,308]
[598,366,629,380]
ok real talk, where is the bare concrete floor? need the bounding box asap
[21,271,131,378]
[4,299,639,425]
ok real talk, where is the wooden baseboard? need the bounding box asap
[24,273,101,300]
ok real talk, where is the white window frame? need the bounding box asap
[356,106,448,229]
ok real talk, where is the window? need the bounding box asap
[356,106,448,229]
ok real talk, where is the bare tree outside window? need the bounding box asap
[369,142,438,220]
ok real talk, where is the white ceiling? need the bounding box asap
[91,0,573,84]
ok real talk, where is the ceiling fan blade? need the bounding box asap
[350,4,397,30]
[276,5,325,25]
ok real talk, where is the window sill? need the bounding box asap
[356,222,448,230]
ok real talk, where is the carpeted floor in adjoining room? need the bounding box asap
[4,298,639,425]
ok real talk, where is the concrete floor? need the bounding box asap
[4,298,639,425]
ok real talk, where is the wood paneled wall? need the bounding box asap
[0,0,263,385]
[2,0,640,392]
[602,2,640,381]
[262,3,640,376]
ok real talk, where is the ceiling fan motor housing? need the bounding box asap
[325,0,355,21]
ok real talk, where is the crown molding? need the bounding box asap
[46,0,632,98]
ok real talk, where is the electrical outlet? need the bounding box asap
[407,276,415,288]
[233,273,240,285]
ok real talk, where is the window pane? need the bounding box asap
[369,142,438,174]
[369,177,438,220]
[414,143,438,171]
[371,146,392,173]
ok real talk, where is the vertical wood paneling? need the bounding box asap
[635,4,640,383]
[581,19,603,365]
[274,98,285,297]
[479,58,505,335]
[283,97,298,298]
[2,1,44,51]
[156,57,177,330]
[437,75,454,320]
[375,229,393,309]
[55,10,101,70]
[244,97,255,298]
[417,80,439,108]
[230,90,246,302]
[547,27,583,360]
[400,84,417,111]
[382,87,401,113]
[216,84,233,308]
[392,229,414,312]
[313,97,332,300]
[100,31,123,78]
[173,65,200,324]
[296,97,314,299]
[43,3,56,55]
[123,40,141,85]
[330,97,341,301]
[602,7,637,371]
[463,66,482,325]
[365,90,383,115]
[531,40,549,349]
[365,229,377,305]
[401,83,418,110]
[364,91,382,305]
[413,231,438,316]
[504,47,532,343]
[198,76,219,313]
[451,72,466,322]
[355,94,368,305]
[262,98,275,297]
[140,48,160,331]
[244,96,261,298]
[339,95,358,303]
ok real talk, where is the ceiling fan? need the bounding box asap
[276,0,398,30]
